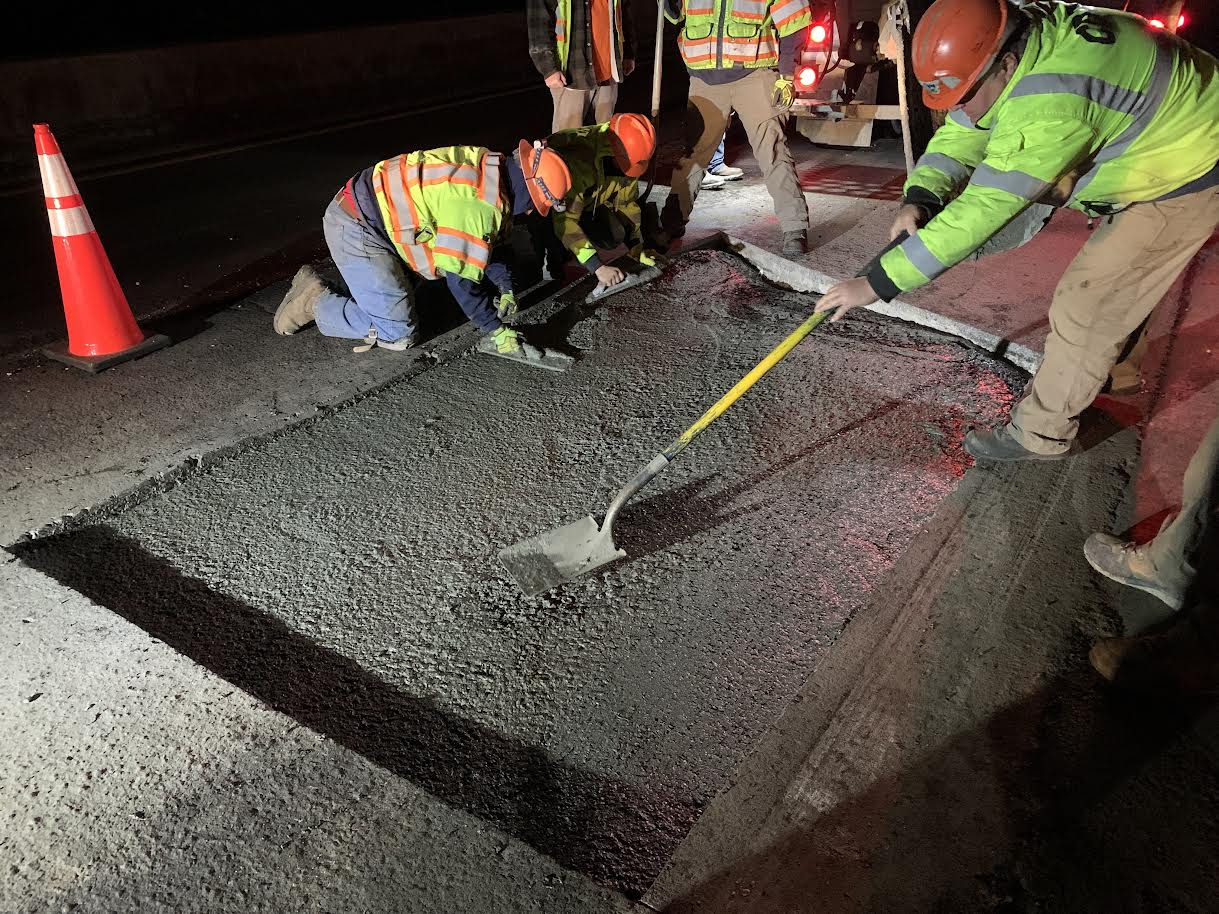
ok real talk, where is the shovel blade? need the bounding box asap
[498,515,626,596]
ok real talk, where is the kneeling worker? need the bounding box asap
[275,141,573,368]
[816,0,1219,461]
[546,112,665,291]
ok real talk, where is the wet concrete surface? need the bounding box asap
[16,251,1027,895]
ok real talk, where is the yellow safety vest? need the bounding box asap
[666,0,812,70]
[372,146,507,282]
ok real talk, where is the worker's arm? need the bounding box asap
[608,178,644,252]
[621,0,637,65]
[902,112,992,218]
[868,119,1096,301]
[554,193,603,272]
[483,247,515,295]
[444,273,502,333]
[528,0,563,79]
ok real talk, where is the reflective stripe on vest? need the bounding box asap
[379,155,436,277]
[376,150,503,280]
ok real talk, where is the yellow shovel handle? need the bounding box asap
[663,309,829,461]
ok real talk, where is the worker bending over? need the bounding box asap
[817,0,1219,461]
[546,113,665,289]
[274,141,573,369]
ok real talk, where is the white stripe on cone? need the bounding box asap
[38,151,94,239]
[37,152,79,199]
[46,207,95,237]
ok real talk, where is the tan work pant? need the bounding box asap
[667,68,809,235]
[1009,186,1219,454]
[550,83,619,131]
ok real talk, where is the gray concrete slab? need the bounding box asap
[12,251,1026,897]
[0,553,644,914]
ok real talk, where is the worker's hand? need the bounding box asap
[622,58,636,77]
[815,276,880,322]
[496,290,518,320]
[595,264,625,286]
[636,249,668,269]
[890,204,928,241]
[545,71,568,90]
[772,77,796,110]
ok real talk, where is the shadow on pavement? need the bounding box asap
[11,527,700,897]
[658,668,1217,913]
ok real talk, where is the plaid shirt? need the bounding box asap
[527,0,636,91]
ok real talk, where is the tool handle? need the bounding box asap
[664,308,830,463]
[600,307,829,533]
[650,1,666,120]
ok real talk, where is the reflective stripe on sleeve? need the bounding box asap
[900,232,949,280]
[915,152,972,185]
[969,163,1051,200]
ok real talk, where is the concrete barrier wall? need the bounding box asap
[0,8,663,188]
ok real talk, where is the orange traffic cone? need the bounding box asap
[36,123,168,372]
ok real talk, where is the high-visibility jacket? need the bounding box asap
[554,0,629,80]
[548,123,643,269]
[872,2,1219,300]
[665,0,812,70]
[371,146,508,283]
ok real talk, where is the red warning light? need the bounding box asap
[1148,17,1165,28]
[798,67,818,87]
[1177,12,1187,28]
[810,23,828,44]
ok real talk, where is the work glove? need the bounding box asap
[490,326,523,354]
[496,290,518,321]
[635,248,668,269]
[772,76,796,111]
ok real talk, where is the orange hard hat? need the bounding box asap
[912,0,1009,109]
[518,139,573,216]
[607,113,657,178]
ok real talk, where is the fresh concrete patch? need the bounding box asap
[12,249,1029,899]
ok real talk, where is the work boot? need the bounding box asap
[707,163,745,181]
[274,265,326,335]
[699,171,727,190]
[1090,622,1219,696]
[964,425,1069,462]
[781,230,807,255]
[1083,533,1186,610]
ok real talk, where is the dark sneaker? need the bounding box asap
[1083,532,1186,610]
[963,425,1069,462]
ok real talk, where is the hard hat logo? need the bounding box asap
[911,0,1010,110]
[518,139,573,216]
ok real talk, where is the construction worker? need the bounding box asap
[528,0,636,131]
[1086,415,1219,695]
[546,113,666,289]
[658,0,813,255]
[274,142,573,368]
[815,0,1219,461]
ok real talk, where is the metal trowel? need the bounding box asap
[584,263,664,304]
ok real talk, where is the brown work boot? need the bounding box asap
[1090,622,1219,696]
[1083,533,1186,610]
[274,266,326,335]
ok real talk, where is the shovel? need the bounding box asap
[498,307,831,596]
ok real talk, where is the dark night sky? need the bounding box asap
[8,4,526,60]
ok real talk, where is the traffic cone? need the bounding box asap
[35,123,168,372]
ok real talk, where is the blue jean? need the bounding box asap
[709,135,726,172]
[316,199,417,342]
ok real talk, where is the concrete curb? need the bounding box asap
[718,233,1043,375]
